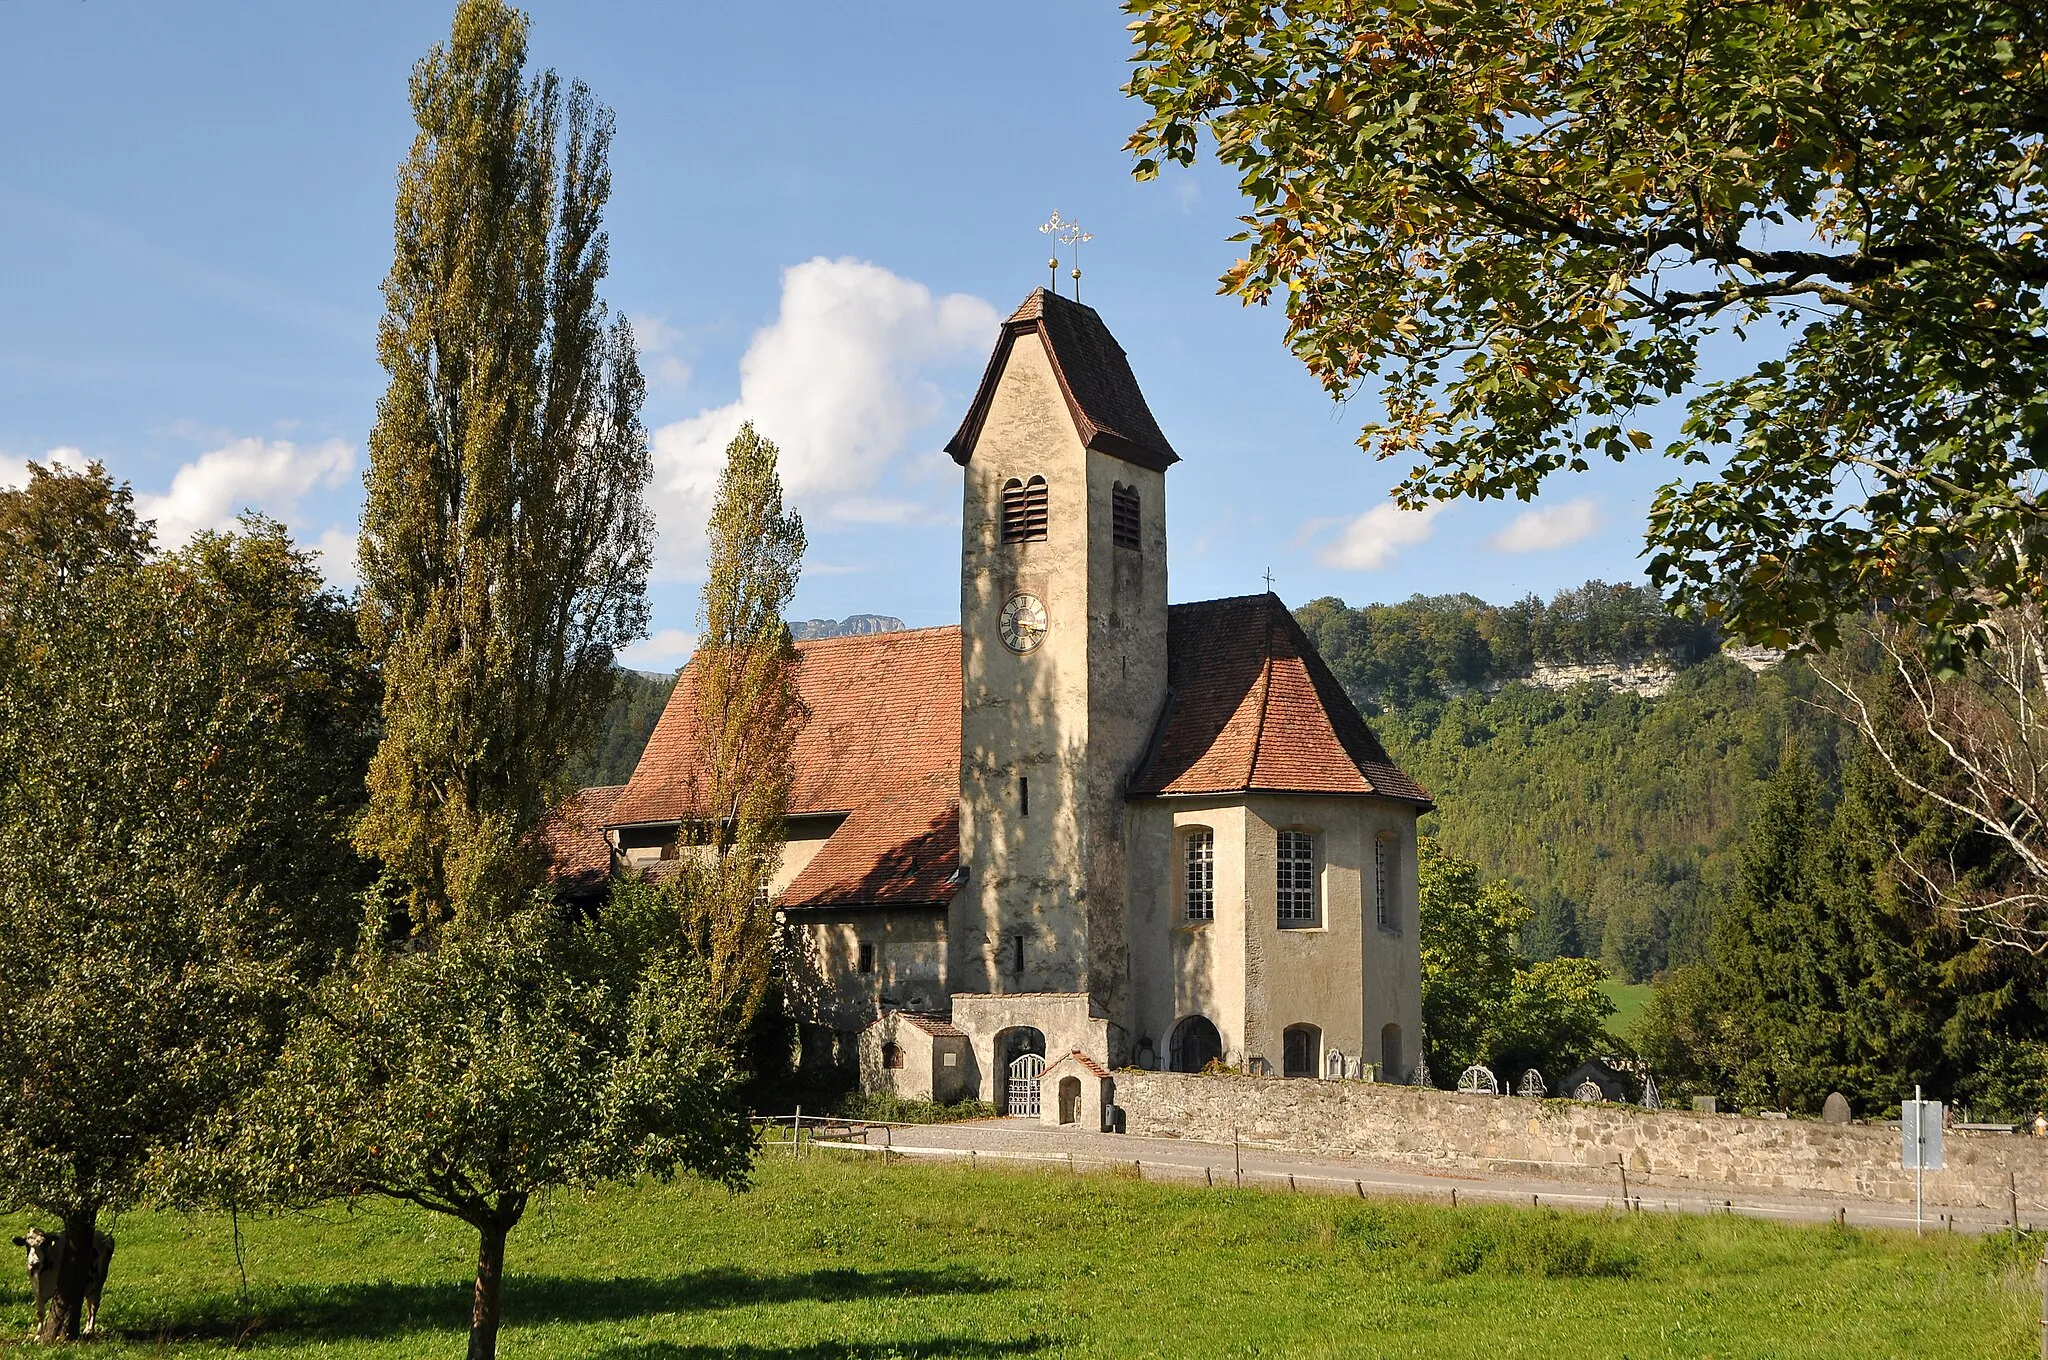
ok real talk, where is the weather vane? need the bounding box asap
[1040,211,1094,301]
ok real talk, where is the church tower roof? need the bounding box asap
[1128,594,1432,805]
[944,288,1179,471]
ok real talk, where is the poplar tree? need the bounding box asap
[229,9,752,1360]
[673,422,808,1025]
[355,0,652,929]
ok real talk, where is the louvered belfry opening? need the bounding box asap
[1002,474,1049,543]
[1111,481,1140,550]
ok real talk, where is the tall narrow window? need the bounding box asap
[1011,934,1025,975]
[1001,475,1049,543]
[858,942,876,974]
[1020,776,1029,816]
[1111,482,1141,550]
[1184,828,1214,922]
[1374,835,1393,928]
[1276,830,1317,926]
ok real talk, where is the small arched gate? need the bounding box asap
[1007,1053,1044,1117]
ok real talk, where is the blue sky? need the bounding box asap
[1,1,1693,668]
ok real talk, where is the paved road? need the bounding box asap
[792,1116,2030,1237]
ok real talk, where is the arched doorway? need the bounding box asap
[1283,1024,1320,1078]
[1057,1075,1082,1125]
[1169,1015,1223,1073]
[996,1027,1046,1116]
[1380,1023,1402,1082]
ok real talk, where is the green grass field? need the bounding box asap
[1600,979,1656,1039]
[2,1156,2034,1358]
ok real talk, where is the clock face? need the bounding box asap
[999,593,1048,653]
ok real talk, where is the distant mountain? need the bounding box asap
[790,614,906,640]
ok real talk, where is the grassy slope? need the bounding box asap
[1600,980,1656,1040]
[2,1158,2032,1358]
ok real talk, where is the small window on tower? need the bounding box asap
[1184,828,1214,922]
[1012,935,1026,975]
[1112,482,1141,551]
[1277,830,1318,927]
[1002,475,1049,543]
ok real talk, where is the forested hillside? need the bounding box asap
[565,669,677,788]
[1299,584,1840,984]
[1296,581,1719,709]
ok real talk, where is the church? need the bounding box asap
[564,288,1430,1122]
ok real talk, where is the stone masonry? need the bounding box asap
[1119,1070,2048,1209]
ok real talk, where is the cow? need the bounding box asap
[11,1227,114,1337]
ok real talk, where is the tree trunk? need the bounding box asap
[467,1219,508,1360]
[38,1204,97,1343]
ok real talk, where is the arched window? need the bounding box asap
[1001,475,1048,543]
[1111,482,1141,550]
[1283,1024,1320,1078]
[881,1041,904,1070]
[1169,1015,1223,1073]
[1276,830,1318,927]
[1183,827,1214,922]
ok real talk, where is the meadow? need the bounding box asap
[1598,980,1656,1040]
[1,1155,2034,1358]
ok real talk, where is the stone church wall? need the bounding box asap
[1118,1071,2048,1208]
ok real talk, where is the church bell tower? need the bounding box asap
[944,289,1178,1051]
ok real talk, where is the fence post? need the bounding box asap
[794,1106,803,1161]
[1233,1126,1242,1189]
[2014,1172,2022,1238]
[1616,1157,1630,1210]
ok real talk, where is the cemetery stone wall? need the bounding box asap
[1118,1070,2046,1208]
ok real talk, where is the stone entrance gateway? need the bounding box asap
[1007,1053,1044,1116]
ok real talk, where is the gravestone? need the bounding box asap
[1692,1095,1719,1114]
[1517,1068,1547,1098]
[1822,1091,1853,1125]
[1457,1064,1499,1095]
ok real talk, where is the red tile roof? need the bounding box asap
[540,784,623,897]
[946,289,1179,472]
[1057,1050,1111,1080]
[605,626,963,910]
[597,595,1424,911]
[897,1012,968,1039]
[1129,594,1431,805]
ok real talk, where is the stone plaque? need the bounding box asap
[1692,1095,1718,1114]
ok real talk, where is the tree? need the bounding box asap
[355,0,652,931]
[1418,839,1614,1084]
[1817,608,2048,949]
[228,7,735,1358]
[0,464,374,1340]
[667,422,808,1025]
[1638,740,2048,1115]
[1128,0,2048,665]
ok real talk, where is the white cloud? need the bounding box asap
[617,628,697,671]
[136,436,355,547]
[312,524,359,591]
[649,257,998,576]
[631,314,693,390]
[1491,497,1601,554]
[1314,502,1445,571]
[1,446,92,489]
